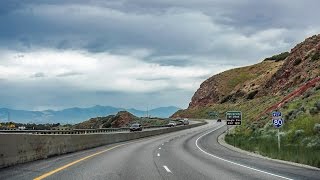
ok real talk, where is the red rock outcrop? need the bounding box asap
[188,34,320,109]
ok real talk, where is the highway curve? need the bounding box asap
[0,121,319,180]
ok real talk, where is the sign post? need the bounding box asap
[278,129,280,151]
[272,111,284,152]
[226,111,242,147]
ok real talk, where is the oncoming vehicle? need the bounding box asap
[130,124,142,132]
[167,121,176,127]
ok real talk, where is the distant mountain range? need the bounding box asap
[0,105,180,124]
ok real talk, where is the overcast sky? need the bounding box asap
[0,0,319,111]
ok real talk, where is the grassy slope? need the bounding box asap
[173,60,320,167]
[225,87,320,167]
[215,61,282,95]
[177,86,320,167]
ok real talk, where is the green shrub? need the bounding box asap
[293,58,302,66]
[310,107,319,115]
[264,52,290,62]
[315,101,320,111]
[246,90,259,100]
[294,129,305,139]
[311,51,320,61]
[303,91,313,99]
[314,123,320,134]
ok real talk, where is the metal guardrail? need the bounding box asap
[0,125,171,134]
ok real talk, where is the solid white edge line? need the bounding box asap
[163,165,172,173]
[195,124,293,180]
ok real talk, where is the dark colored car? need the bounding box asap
[130,124,142,132]
[217,119,222,122]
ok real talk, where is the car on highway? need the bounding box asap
[183,119,189,125]
[177,120,184,125]
[167,121,176,127]
[217,119,222,122]
[129,124,142,132]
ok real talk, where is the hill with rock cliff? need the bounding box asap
[74,111,169,129]
[73,111,139,129]
[173,34,320,117]
[172,34,320,167]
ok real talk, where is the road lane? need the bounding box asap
[0,120,319,180]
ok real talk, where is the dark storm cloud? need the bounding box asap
[1,1,319,58]
[0,0,319,110]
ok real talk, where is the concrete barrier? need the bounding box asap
[0,122,205,168]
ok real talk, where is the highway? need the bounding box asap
[0,121,319,180]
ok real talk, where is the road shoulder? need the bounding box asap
[217,128,320,171]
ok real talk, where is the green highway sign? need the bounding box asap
[226,111,242,125]
[208,111,218,117]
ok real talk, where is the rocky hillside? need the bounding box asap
[188,60,283,108]
[110,111,138,127]
[175,34,320,115]
[172,34,320,167]
[260,35,320,96]
[74,111,139,129]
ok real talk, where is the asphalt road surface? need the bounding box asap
[0,121,319,180]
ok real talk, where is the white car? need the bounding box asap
[167,121,176,127]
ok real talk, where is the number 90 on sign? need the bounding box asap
[273,119,283,128]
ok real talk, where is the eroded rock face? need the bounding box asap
[188,77,221,108]
[261,35,320,96]
[188,34,320,109]
[111,111,137,128]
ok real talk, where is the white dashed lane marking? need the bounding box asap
[163,166,172,173]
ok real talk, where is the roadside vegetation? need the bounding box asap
[174,86,320,167]
[225,87,320,167]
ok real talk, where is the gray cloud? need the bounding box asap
[31,72,46,78]
[56,72,83,77]
[0,0,319,110]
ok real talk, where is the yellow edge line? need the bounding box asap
[33,144,123,180]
